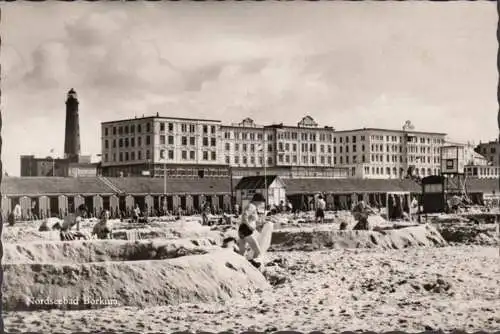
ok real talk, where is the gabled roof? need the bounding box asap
[1,177,113,196]
[284,178,421,195]
[235,175,280,190]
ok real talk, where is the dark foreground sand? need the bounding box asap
[4,245,499,333]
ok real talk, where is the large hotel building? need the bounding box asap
[100,114,447,179]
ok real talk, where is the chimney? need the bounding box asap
[64,88,81,163]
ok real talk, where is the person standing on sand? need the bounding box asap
[238,193,266,269]
[92,210,113,239]
[315,195,326,223]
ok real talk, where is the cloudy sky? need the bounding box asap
[2,1,497,176]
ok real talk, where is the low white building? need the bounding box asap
[235,175,286,209]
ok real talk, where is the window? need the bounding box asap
[235,156,240,164]
[190,137,195,145]
[211,126,216,134]
[203,151,208,160]
[243,156,248,164]
[243,144,247,152]
[105,140,109,149]
[124,126,128,134]
[225,156,230,164]
[104,153,108,162]
[119,139,123,148]
[181,124,187,132]
[203,137,209,146]
[268,144,273,152]
[182,137,187,146]
[138,151,142,160]
[211,152,216,161]
[130,125,135,133]
[346,156,349,164]
[353,145,357,153]
[225,143,230,151]
[104,128,109,136]
[182,151,187,160]
[160,123,165,132]
[119,126,123,135]
[146,123,151,132]
[211,138,216,147]
[131,152,135,160]
[168,136,174,145]
[189,124,195,133]
[137,124,142,133]
[131,138,135,147]
[146,150,150,159]
[138,137,142,146]
[203,125,208,134]
[160,135,166,145]
[190,151,195,160]
[168,123,174,131]
[235,143,240,151]
[119,152,123,161]
[251,144,255,152]
[168,150,174,160]
[146,136,151,145]
[125,138,129,147]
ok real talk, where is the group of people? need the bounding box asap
[37,204,113,241]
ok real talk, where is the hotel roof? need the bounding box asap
[333,128,447,136]
[102,115,221,125]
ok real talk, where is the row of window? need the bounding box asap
[104,136,151,149]
[159,149,217,161]
[370,135,444,145]
[370,154,440,164]
[104,150,151,163]
[363,166,439,177]
[104,123,218,137]
[104,123,152,137]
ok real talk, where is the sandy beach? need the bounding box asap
[2,215,499,333]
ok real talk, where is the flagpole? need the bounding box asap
[263,128,268,209]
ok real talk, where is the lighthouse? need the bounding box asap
[64,88,81,163]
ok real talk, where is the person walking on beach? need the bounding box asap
[315,195,326,223]
[238,193,266,268]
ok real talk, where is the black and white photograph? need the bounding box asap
[1,1,499,333]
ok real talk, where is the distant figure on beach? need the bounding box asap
[286,200,293,213]
[202,202,211,225]
[92,210,112,239]
[238,193,266,268]
[352,201,375,230]
[59,204,87,241]
[13,203,22,221]
[316,195,326,223]
[132,204,141,223]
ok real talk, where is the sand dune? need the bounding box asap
[4,246,498,333]
[3,238,220,264]
[3,250,269,312]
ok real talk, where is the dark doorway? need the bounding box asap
[67,196,75,213]
[119,196,127,215]
[218,195,224,212]
[180,196,186,210]
[103,196,110,211]
[49,196,59,217]
[84,196,94,217]
[193,195,200,211]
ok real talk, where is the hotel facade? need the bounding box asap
[101,115,449,179]
[100,115,229,178]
